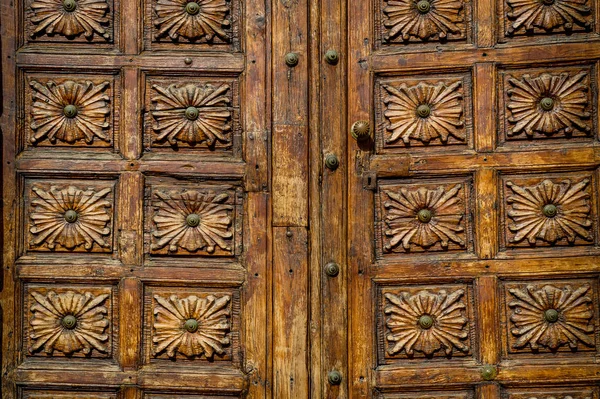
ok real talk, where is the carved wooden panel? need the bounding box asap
[143,286,240,365]
[143,76,239,155]
[23,390,117,399]
[23,284,116,359]
[24,179,116,253]
[376,391,473,399]
[23,71,120,150]
[144,0,241,51]
[145,178,242,258]
[501,278,598,357]
[376,0,472,46]
[503,387,597,399]
[498,64,595,146]
[377,283,475,362]
[500,172,596,250]
[375,72,473,152]
[144,394,242,399]
[23,0,117,47]
[499,0,595,41]
[377,177,473,255]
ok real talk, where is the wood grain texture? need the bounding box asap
[273,227,309,398]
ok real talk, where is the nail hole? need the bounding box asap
[482,52,487,57]
[289,269,293,273]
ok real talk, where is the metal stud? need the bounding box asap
[416,0,431,13]
[325,50,339,65]
[418,314,434,329]
[351,120,370,141]
[63,105,78,118]
[184,318,199,333]
[544,308,559,323]
[63,0,77,12]
[416,104,431,118]
[64,210,78,223]
[185,2,201,15]
[61,315,77,329]
[417,209,432,223]
[185,106,200,121]
[540,97,555,111]
[285,53,299,67]
[481,365,497,381]
[328,370,342,385]
[325,262,340,277]
[186,213,201,227]
[325,154,339,171]
[542,204,557,218]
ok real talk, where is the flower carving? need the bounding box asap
[29,290,110,355]
[382,81,465,145]
[505,178,593,245]
[30,80,111,145]
[151,83,232,147]
[508,283,595,350]
[506,72,591,138]
[152,189,234,253]
[154,0,231,42]
[153,294,231,358]
[383,184,466,252]
[29,0,111,40]
[29,185,112,251]
[506,0,592,35]
[382,0,464,42]
[384,288,469,356]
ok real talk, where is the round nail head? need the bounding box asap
[64,210,78,223]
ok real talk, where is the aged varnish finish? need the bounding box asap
[2,0,600,397]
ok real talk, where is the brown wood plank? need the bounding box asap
[118,172,143,266]
[121,68,141,160]
[273,227,309,398]
[477,383,500,399]
[476,276,500,365]
[272,125,308,226]
[475,0,495,47]
[243,193,269,398]
[475,169,498,260]
[473,63,496,152]
[119,278,142,370]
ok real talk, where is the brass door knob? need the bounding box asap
[351,120,370,142]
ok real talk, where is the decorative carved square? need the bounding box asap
[23,0,117,47]
[500,172,596,249]
[144,286,240,364]
[377,283,475,362]
[377,177,473,255]
[144,0,241,51]
[501,279,598,357]
[145,178,242,257]
[144,76,240,155]
[23,284,116,359]
[504,387,597,399]
[376,0,472,46]
[500,0,594,39]
[375,72,473,152]
[498,65,595,145]
[23,72,120,150]
[24,179,116,253]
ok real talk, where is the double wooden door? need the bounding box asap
[1,0,599,398]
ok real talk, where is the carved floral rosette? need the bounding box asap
[504,281,597,354]
[381,0,468,43]
[379,180,470,254]
[504,0,593,37]
[502,175,594,248]
[502,68,593,141]
[27,0,113,43]
[381,285,472,360]
[26,285,113,358]
[149,185,240,256]
[27,181,114,252]
[149,290,235,360]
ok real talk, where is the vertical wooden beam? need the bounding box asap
[244,193,269,398]
[476,0,496,47]
[1,1,18,397]
[121,386,142,399]
[271,0,309,226]
[120,68,141,161]
[119,277,142,370]
[477,382,501,399]
[318,0,348,396]
[273,227,309,398]
[117,172,143,267]
[477,276,500,366]
[473,63,496,153]
[474,168,498,260]
[120,0,140,54]
[348,0,374,395]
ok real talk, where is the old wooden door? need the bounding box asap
[347,0,600,397]
[0,0,270,397]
